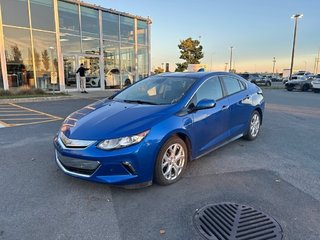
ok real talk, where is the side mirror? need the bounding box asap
[192,99,216,112]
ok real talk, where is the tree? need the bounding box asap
[42,50,50,71]
[34,49,41,70]
[11,45,23,63]
[154,67,164,74]
[175,37,204,72]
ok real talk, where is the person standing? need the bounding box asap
[76,63,89,93]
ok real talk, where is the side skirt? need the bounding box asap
[194,133,244,160]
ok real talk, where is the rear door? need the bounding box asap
[221,76,252,137]
[188,77,230,157]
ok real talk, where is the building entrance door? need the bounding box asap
[63,55,101,91]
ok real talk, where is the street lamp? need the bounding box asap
[289,14,303,80]
[229,46,233,72]
[272,57,276,76]
[224,62,228,72]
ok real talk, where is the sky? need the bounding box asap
[85,0,320,73]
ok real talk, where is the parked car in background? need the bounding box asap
[54,72,265,187]
[105,68,133,88]
[283,71,313,84]
[311,74,320,93]
[285,76,314,91]
[238,73,271,86]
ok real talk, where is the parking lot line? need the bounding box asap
[10,103,63,120]
[0,103,63,128]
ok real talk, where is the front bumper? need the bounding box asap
[53,135,158,186]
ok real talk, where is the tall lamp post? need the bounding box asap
[272,57,276,76]
[229,46,233,72]
[289,14,303,80]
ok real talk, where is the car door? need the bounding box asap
[188,77,230,157]
[221,75,253,137]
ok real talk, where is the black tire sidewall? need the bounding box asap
[154,136,188,185]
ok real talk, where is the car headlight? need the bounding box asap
[97,130,149,150]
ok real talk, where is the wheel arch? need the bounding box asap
[254,107,263,125]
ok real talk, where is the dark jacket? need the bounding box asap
[76,67,89,77]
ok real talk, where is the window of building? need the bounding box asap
[80,6,99,38]
[60,34,81,54]
[103,40,120,87]
[120,16,134,43]
[1,0,29,28]
[222,76,243,95]
[102,12,119,41]
[58,1,80,35]
[137,20,148,45]
[82,38,100,55]
[138,46,148,80]
[0,61,3,89]
[120,42,134,84]
[30,0,55,31]
[3,27,34,88]
[32,30,59,90]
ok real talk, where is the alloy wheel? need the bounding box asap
[161,143,185,181]
[250,113,260,138]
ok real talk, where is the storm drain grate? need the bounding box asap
[194,203,283,240]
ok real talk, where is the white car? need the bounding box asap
[311,74,320,93]
[105,68,133,88]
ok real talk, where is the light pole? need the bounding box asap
[229,46,233,72]
[272,57,276,76]
[289,14,303,80]
[224,62,228,72]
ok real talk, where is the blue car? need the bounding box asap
[54,72,265,187]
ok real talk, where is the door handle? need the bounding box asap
[221,105,229,111]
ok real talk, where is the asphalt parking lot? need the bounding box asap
[0,89,319,240]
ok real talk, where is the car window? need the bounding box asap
[190,77,223,106]
[113,76,197,105]
[222,76,243,95]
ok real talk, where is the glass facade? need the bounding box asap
[0,0,151,91]
[0,60,3,89]
[3,27,35,88]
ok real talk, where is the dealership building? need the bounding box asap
[0,0,151,91]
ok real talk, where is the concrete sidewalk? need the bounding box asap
[0,89,118,104]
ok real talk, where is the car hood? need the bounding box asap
[61,99,173,140]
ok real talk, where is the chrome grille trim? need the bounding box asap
[59,132,96,150]
[55,151,100,178]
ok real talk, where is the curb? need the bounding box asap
[0,95,75,104]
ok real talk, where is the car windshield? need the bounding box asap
[112,76,197,105]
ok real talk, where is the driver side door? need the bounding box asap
[188,77,230,157]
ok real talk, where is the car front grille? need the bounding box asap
[56,151,100,176]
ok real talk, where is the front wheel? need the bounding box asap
[154,136,188,185]
[243,111,261,141]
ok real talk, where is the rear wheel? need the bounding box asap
[243,111,261,141]
[286,85,294,91]
[154,136,188,185]
[301,84,309,92]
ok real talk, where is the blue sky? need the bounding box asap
[85,0,320,73]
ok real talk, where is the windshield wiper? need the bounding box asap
[123,99,158,105]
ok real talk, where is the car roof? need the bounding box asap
[156,71,233,79]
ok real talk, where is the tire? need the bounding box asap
[154,136,188,185]
[243,111,261,141]
[314,89,320,93]
[266,81,271,87]
[286,85,294,91]
[301,84,309,92]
